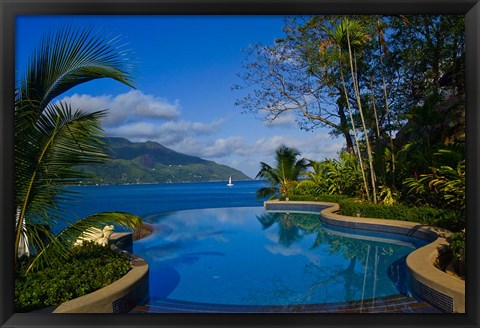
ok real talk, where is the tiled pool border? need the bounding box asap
[264,200,465,313]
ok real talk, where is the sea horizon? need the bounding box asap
[55,180,269,234]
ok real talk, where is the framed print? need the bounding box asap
[1,0,479,328]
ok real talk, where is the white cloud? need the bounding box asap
[252,134,335,157]
[59,90,345,178]
[203,136,248,157]
[108,119,224,146]
[187,133,344,178]
[59,90,181,126]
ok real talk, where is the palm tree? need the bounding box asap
[322,18,379,203]
[344,18,378,203]
[15,27,142,273]
[255,145,309,199]
[321,19,371,202]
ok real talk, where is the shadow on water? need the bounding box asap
[149,265,181,299]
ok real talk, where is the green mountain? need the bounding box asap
[75,137,251,185]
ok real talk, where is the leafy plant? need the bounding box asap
[403,158,465,212]
[378,185,398,205]
[255,145,309,199]
[447,231,465,276]
[438,230,465,278]
[15,242,132,312]
[338,198,463,231]
[15,26,142,272]
[297,151,365,198]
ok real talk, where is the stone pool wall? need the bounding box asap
[52,232,149,313]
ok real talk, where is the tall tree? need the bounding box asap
[235,16,361,154]
[321,18,375,201]
[237,15,465,204]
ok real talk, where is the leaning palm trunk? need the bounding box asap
[16,208,30,257]
[346,24,378,204]
[376,18,396,186]
[339,54,371,201]
[370,76,381,140]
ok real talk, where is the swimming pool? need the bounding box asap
[132,206,428,312]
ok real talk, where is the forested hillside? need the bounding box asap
[75,137,250,184]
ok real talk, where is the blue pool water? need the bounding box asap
[60,180,428,310]
[133,207,427,307]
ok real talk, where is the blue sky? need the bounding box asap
[16,15,344,178]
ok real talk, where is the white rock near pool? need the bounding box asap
[74,225,115,246]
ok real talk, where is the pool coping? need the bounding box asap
[51,236,149,313]
[264,200,465,313]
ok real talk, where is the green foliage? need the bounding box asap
[378,185,398,205]
[256,145,309,199]
[76,137,250,184]
[403,159,465,212]
[448,231,465,264]
[14,26,142,272]
[402,147,465,212]
[338,198,463,231]
[237,15,465,211]
[296,152,365,198]
[447,231,465,276]
[15,242,131,312]
[438,230,465,277]
[280,192,347,203]
[26,212,142,273]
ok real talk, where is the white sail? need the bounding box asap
[227,176,234,187]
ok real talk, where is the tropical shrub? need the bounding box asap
[446,231,465,276]
[15,242,131,312]
[338,199,463,231]
[255,145,309,199]
[403,158,465,212]
[297,151,365,199]
[282,189,348,203]
[437,230,465,278]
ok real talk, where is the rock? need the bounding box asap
[75,225,115,246]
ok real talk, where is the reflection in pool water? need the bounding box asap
[133,207,427,309]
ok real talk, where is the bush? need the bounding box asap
[338,198,463,232]
[447,231,465,276]
[282,193,348,203]
[437,231,465,278]
[15,242,132,312]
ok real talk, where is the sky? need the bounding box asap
[16,15,345,178]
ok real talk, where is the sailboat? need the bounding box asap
[227,176,234,187]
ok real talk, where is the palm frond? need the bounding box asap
[256,187,278,200]
[15,25,138,267]
[26,212,142,272]
[255,144,309,198]
[15,103,110,258]
[255,162,281,185]
[19,26,135,117]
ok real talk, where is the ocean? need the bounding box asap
[60,180,268,228]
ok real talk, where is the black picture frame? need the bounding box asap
[1,0,479,327]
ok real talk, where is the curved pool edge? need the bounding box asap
[264,200,465,313]
[52,242,149,313]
